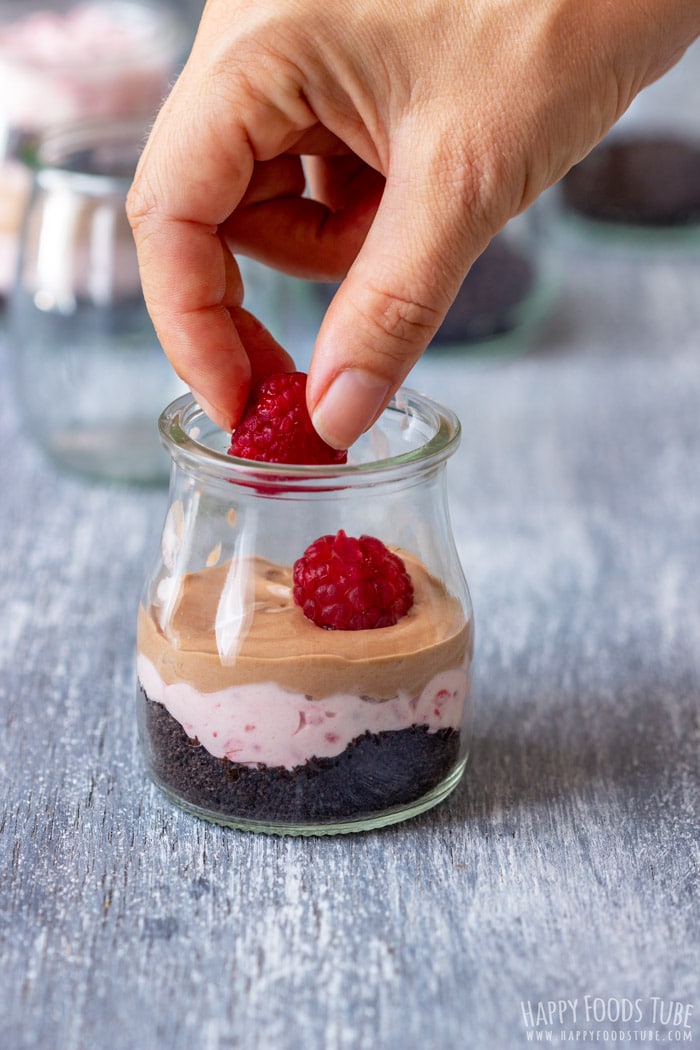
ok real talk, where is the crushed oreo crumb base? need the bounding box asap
[139,687,460,823]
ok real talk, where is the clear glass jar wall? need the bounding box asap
[136,389,475,835]
[10,117,186,482]
[545,38,700,250]
[307,209,554,359]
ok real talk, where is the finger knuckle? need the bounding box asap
[361,282,443,358]
[125,179,158,233]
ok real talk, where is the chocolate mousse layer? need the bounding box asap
[139,553,472,701]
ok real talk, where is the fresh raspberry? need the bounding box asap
[292,529,414,630]
[228,371,347,465]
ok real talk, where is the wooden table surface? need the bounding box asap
[1,68,700,1050]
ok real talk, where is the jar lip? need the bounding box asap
[28,116,151,188]
[159,387,461,488]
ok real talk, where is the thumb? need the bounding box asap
[307,153,491,450]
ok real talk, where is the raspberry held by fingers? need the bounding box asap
[228,371,348,465]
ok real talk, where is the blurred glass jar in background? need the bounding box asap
[544,38,700,252]
[426,209,555,354]
[310,207,555,359]
[0,0,190,297]
[10,117,186,483]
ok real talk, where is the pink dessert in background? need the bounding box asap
[0,1,187,292]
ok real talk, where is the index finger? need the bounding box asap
[126,74,298,429]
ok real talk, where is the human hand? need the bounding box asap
[127,0,699,448]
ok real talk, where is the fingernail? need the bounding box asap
[190,388,227,428]
[311,369,391,450]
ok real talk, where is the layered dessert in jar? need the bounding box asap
[313,226,545,351]
[136,375,474,833]
[137,544,472,828]
[431,234,536,345]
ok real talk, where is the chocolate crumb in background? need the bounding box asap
[430,237,536,345]
[562,135,700,227]
[139,689,461,824]
[313,234,536,347]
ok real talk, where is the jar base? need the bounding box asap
[548,206,700,255]
[145,756,469,836]
[39,419,169,484]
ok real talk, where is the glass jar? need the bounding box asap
[427,210,555,353]
[543,38,700,253]
[10,117,186,482]
[0,0,190,297]
[136,389,475,835]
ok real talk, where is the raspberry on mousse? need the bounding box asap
[293,529,415,631]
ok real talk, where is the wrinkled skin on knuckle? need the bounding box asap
[428,1,650,220]
[438,136,501,239]
[361,280,443,354]
[126,159,164,235]
[124,184,166,292]
[184,15,317,160]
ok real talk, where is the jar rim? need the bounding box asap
[159,387,461,490]
[29,116,151,190]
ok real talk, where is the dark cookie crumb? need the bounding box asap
[312,235,535,347]
[138,687,461,824]
[431,236,536,345]
[562,135,700,227]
